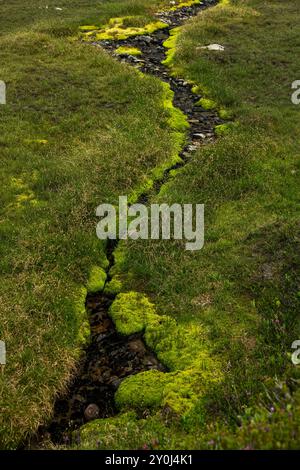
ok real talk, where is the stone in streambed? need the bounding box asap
[84,403,100,421]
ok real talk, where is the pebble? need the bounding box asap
[84,404,100,421]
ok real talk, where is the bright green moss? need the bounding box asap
[106,243,127,293]
[219,108,233,120]
[80,17,168,42]
[116,370,168,409]
[215,122,236,135]
[127,177,154,205]
[162,27,181,67]
[116,365,222,416]
[6,175,40,212]
[127,81,188,205]
[86,266,107,294]
[74,287,90,347]
[78,412,138,449]
[104,275,123,296]
[115,46,142,56]
[151,153,183,181]
[196,98,217,110]
[109,291,157,335]
[168,0,201,10]
[24,138,48,144]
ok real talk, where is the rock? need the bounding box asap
[198,44,225,51]
[193,133,206,139]
[84,403,100,421]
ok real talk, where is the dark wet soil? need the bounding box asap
[30,0,220,447]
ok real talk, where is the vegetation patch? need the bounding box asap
[0,0,181,448]
[86,266,107,294]
[115,46,142,56]
[110,292,223,416]
[80,16,168,41]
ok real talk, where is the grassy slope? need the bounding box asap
[0,0,183,449]
[78,0,300,450]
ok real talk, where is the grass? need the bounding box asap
[77,0,300,450]
[1,0,300,450]
[0,0,186,449]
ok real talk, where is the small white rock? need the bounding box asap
[199,44,225,51]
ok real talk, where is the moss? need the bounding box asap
[215,122,236,135]
[81,17,168,42]
[115,46,142,56]
[116,370,167,409]
[116,365,222,417]
[6,175,40,211]
[127,177,154,205]
[162,27,181,67]
[196,98,217,110]
[104,275,123,296]
[24,139,48,144]
[74,287,90,347]
[109,291,157,335]
[162,81,189,134]
[219,108,233,120]
[168,0,201,10]
[78,412,138,449]
[78,411,170,450]
[151,153,183,181]
[127,81,188,205]
[86,266,107,294]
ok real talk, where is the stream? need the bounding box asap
[31,0,221,448]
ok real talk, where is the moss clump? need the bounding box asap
[109,291,157,335]
[74,287,90,347]
[78,411,169,450]
[24,139,48,144]
[219,108,233,120]
[115,46,142,56]
[109,292,223,416]
[196,98,217,110]
[215,122,236,135]
[86,266,107,294]
[104,275,123,296]
[162,27,181,67]
[78,25,98,32]
[127,81,188,205]
[80,17,168,42]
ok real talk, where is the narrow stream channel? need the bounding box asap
[31,0,221,448]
